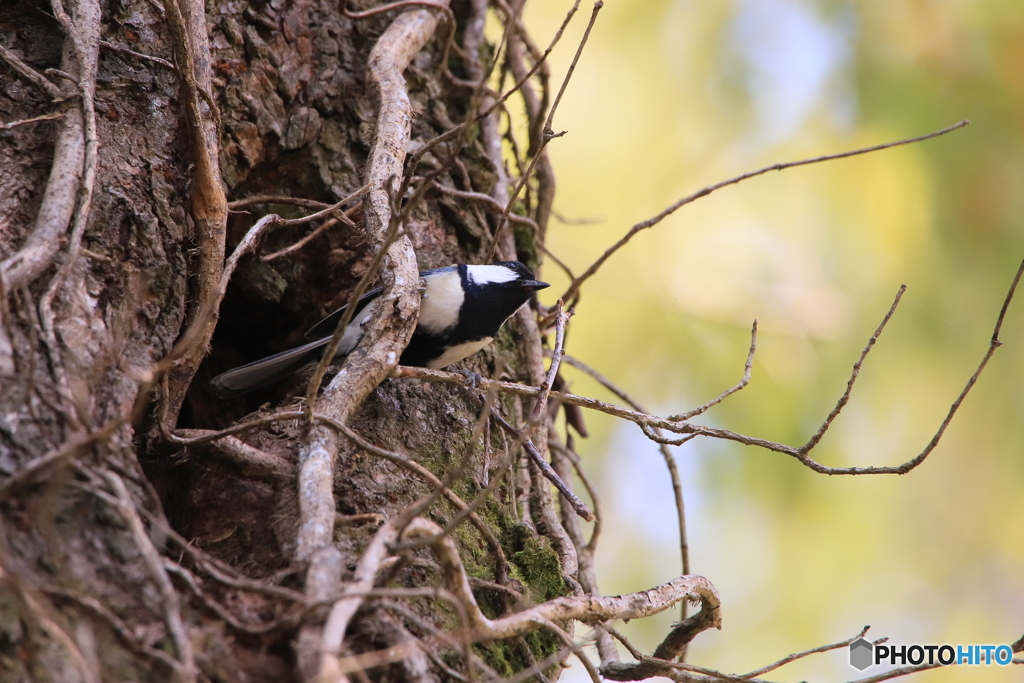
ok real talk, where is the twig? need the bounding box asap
[668,320,757,421]
[560,120,971,304]
[99,39,176,70]
[743,626,871,678]
[324,517,719,675]
[799,288,905,452]
[101,471,196,681]
[527,300,570,434]
[0,43,64,99]
[262,217,342,261]
[602,627,774,683]
[228,194,333,210]
[487,1,604,260]
[433,182,540,230]
[158,0,228,425]
[275,183,371,228]
[489,408,593,521]
[225,188,366,262]
[0,112,64,130]
[400,0,582,204]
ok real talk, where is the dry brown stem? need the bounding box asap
[560,120,971,304]
[295,11,454,677]
[487,1,603,260]
[292,1,443,582]
[321,517,720,679]
[100,471,196,682]
[0,0,99,293]
[489,408,593,521]
[527,301,570,434]
[158,0,228,424]
[0,43,65,99]
[394,257,1019,477]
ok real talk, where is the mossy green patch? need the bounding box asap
[506,523,565,602]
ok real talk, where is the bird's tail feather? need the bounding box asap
[210,337,332,397]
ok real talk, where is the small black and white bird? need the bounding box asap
[210,261,549,397]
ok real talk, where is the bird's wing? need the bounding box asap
[303,286,383,340]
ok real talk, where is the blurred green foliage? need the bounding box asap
[520,1,1024,680]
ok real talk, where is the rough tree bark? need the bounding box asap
[0,0,578,680]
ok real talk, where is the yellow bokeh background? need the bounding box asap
[518,1,1024,680]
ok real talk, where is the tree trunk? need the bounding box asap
[0,0,568,680]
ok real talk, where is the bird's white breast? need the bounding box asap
[426,337,494,369]
[419,270,465,334]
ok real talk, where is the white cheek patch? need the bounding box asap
[466,264,518,285]
[419,271,465,334]
[426,337,494,369]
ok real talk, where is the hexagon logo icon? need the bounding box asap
[849,638,873,671]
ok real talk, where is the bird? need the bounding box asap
[210,261,549,397]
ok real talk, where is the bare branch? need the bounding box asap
[669,320,757,421]
[321,517,720,677]
[394,253,1019,479]
[489,408,593,521]
[527,300,571,434]
[741,626,871,679]
[487,1,604,260]
[560,120,970,304]
[799,289,905,452]
[0,43,64,99]
[0,112,64,130]
[158,0,228,423]
[101,471,196,681]
[99,39,176,70]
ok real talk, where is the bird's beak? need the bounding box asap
[522,280,550,291]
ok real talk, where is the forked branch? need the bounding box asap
[559,120,970,304]
[394,258,1024,476]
